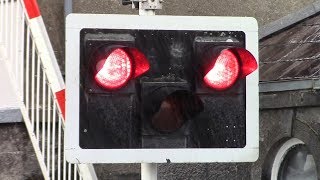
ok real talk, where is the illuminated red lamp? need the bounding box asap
[203,48,257,90]
[127,48,150,78]
[94,47,150,90]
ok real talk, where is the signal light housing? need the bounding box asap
[92,47,150,90]
[94,48,133,90]
[203,49,240,90]
[203,48,257,90]
[65,14,259,164]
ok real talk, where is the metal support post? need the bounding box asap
[64,0,72,18]
[122,0,162,15]
[139,6,156,16]
[139,3,157,177]
[139,0,162,15]
[121,0,163,179]
[138,1,161,179]
[141,163,158,180]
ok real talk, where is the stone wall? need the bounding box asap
[0,123,42,180]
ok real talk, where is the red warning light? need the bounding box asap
[203,48,257,90]
[94,48,133,90]
[204,49,240,90]
[127,48,150,78]
[94,47,150,90]
[232,48,258,78]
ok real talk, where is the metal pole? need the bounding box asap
[139,9,156,15]
[141,163,158,180]
[138,3,158,178]
[64,0,72,18]
[139,2,155,16]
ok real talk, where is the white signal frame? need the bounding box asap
[65,14,259,163]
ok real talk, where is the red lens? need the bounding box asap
[127,48,150,78]
[94,48,133,90]
[232,48,257,78]
[204,49,240,90]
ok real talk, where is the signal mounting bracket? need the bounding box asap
[121,0,162,179]
[122,0,163,14]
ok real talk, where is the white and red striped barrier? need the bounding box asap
[1,0,97,179]
[22,0,66,119]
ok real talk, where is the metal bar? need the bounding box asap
[36,56,40,140]
[74,165,77,180]
[63,152,67,180]
[10,0,14,70]
[58,116,62,180]
[77,164,98,180]
[47,86,51,177]
[0,0,3,43]
[139,5,158,180]
[141,163,158,180]
[68,163,71,180]
[42,71,46,155]
[31,41,36,131]
[21,105,50,180]
[30,16,65,92]
[25,28,30,116]
[52,102,57,180]
[19,2,25,101]
[15,0,19,81]
[5,0,8,46]
[64,0,72,18]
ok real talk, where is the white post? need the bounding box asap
[139,4,155,16]
[139,1,158,179]
[138,0,159,16]
[141,163,158,180]
[64,0,72,18]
